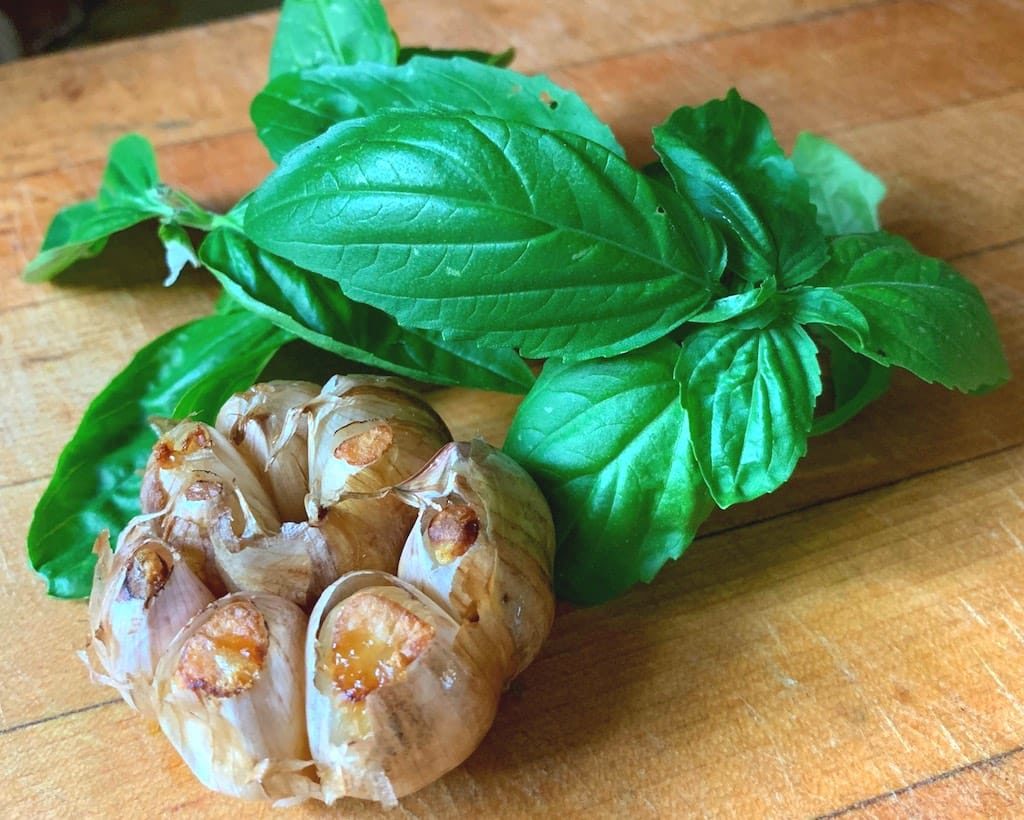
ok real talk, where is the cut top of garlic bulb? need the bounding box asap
[83,517,214,715]
[396,440,556,685]
[302,375,452,513]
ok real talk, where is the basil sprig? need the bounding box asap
[22,0,1009,603]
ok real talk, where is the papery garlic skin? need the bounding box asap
[216,380,320,523]
[141,420,280,593]
[154,592,317,804]
[303,376,452,575]
[83,518,214,715]
[396,440,556,686]
[307,571,500,807]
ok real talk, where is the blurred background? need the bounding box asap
[0,0,277,62]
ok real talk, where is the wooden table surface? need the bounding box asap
[2,0,1023,816]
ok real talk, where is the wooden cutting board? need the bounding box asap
[2,1,1023,816]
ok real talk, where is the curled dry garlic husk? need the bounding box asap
[82,517,214,714]
[153,592,318,805]
[396,440,556,685]
[298,376,452,576]
[306,571,501,808]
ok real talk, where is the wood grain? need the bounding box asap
[1,0,1023,815]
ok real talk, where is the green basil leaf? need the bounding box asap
[269,0,396,78]
[200,228,534,393]
[810,233,1009,392]
[790,132,885,235]
[689,276,777,324]
[28,312,290,598]
[810,330,891,436]
[783,285,869,344]
[246,110,722,361]
[505,340,712,604]
[252,56,623,162]
[654,89,827,287]
[397,46,514,67]
[23,134,223,283]
[676,320,822,508]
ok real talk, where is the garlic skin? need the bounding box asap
[302,376,452,575]
[306,571,500,807]
[154,592,317,805]
[396,440,556,686]
[141,419,334,607]
[82,518,214,715]
[141,420,279,593]
[216,380,320,523]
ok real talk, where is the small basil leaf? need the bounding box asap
[251,56,623,162]
[96,134,169,216]
[505,340,713,604]
[783,286,869,345]
[28,312,290,598]
[791,132,886,235]
[654,88,827,287]
[689,276,777,324]
[810,330,891,436]
[246,110,721,361]
[676,320,822,508]
[158,222,199,286]
[397,46,515,67]
[269,0,397,78]
[200,228,535,393]
[810,233,1009,392]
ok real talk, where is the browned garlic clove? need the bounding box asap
[302,376,452,576]
[82,517,214,715]
[306,571,500,807]
[215,380,320,524]
[154,592,318,805]
[396,440,556,686]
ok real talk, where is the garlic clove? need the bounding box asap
[396,440,556,686]
[303,376,452,575]
[82,517,214,715]
[306,571,500,807]
[216,380,320,524]
[154,592,318,804]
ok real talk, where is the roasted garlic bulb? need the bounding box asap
[298,376,452,575]
[306,571,501,807]
[396,440,556,685]
[83,518,214,714]
[153,592,317,804]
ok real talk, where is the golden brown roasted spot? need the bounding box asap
[427,503,480,564]
[121,545,171,603]
[325,589,435,702]
[153,426,212,468]
[176,600,269,698]
[334,422,394,466]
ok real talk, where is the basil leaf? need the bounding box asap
[810,330,891,436]
[791,132,885,235]
[810,233,1009,392]
[397,46,515,67]
[246,110,722,361]
[28,312,290,598]
[676,320,822,508]
[783,286,869,344]
[269,0,396,78]
[23,134,223,283]
[199,228,535,393]
[654,89,827,286]
[252,56,623,162]
[689,276,777,324]
[505,340,712,604]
